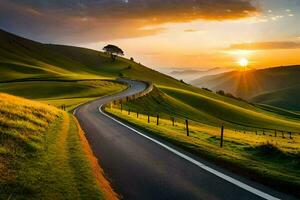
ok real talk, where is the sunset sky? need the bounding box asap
[1,0,300,71]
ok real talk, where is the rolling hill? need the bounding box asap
[0,28,181,88]
[251,84,300,110]
[1,28,300,129]
[191,66,300,110]
[0,27,186,110]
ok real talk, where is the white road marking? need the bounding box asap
[73,108,77,115]
[98,105,280,200]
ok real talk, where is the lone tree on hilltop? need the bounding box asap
[103,44,124,61]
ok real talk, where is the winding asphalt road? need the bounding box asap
[74,80,296,200]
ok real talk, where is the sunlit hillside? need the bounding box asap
[0,28,181,88]
[0,93,110,199]
[0,80,126,111]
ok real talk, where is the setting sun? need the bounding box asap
[238,58,249,68]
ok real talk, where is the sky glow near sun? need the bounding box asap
[239,58,249,68]
[0,0,300,71]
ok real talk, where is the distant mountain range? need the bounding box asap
[191,66,300,111]
[171,69,206,75]
[168,67,233,82]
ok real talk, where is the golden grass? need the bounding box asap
[0,93,60,154]
[107,107,300,153]
[0,93,60,130]
[0,93,116,199]
[0,93,62,198]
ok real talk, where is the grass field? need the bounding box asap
[252,84,300,111]
[121,86,300,131]
[0,93,117,199]
[0,80,126,111]
[105,86,300,196]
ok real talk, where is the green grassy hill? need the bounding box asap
[0,80,126,111]
[0,93,115,199]
[0,28,182,87]
[191,66,300,110]
[121,86,300,132]
[252,84,300,111]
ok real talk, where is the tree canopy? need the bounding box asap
[103,44,124,56]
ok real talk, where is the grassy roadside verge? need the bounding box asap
[0,93,118,199]
[73,117,119,200]
[105,107,300,198]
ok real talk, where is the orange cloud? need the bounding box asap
[184,29,199,32]
[230,41,300,50]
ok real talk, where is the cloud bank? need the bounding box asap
[0,0,258,43]
[230,41,300,50]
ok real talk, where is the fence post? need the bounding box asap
[255,130,257,135]
[289,132,292,139]
[137,111,139,118]
[220,124,224,148]
[185,120,189,136]
[274,130,277,137]
[156,114,159,125]
[263,130,265,135]
[128,109,131,115]
[172,117,175,126]
[148,113,150,123]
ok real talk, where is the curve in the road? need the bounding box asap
[74,79,295,200]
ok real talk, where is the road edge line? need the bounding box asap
[99,105,280,200]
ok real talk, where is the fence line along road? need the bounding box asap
[103,79,299,148]
[106,78,154,108]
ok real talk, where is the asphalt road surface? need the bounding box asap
[74,80,296,200]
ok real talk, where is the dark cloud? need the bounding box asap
[230,41,300,50]
[0,0,258,43]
